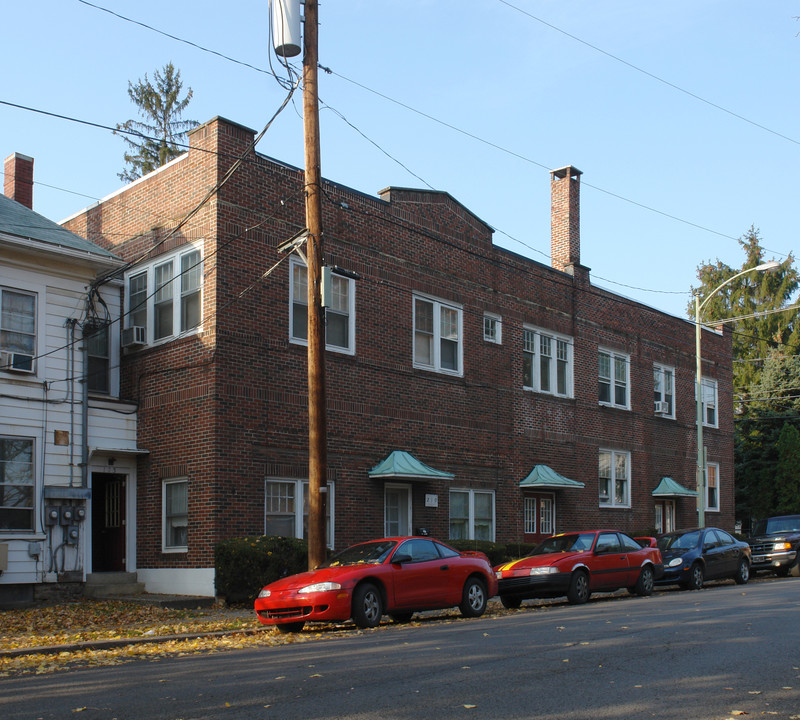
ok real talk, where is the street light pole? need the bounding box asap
[694,261,780,528]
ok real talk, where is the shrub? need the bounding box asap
[215,535,308,605]
[447,539,508,567]
[502,541,537,560]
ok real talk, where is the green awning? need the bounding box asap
[368,451,454,481]
[519,465,584,489]
[652,477,697,497]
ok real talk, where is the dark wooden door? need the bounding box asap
[92,473,126,571]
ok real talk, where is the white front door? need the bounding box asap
[385,484,412,536]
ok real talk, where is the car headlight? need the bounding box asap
[297,581,342,594]
[668,557,683,568]
[774,542,792,551]
[529,566,558,576]
[257,589,271,598]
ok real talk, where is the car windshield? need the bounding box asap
[319,540,397,568]
[530,533,595,555]
[658,530,701,552]
[752,516,800,535]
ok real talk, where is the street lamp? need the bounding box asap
[694,260,780,528]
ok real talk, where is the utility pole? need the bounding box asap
[302,0,327,570]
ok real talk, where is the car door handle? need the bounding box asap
[440,565,449,571]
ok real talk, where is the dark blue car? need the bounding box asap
[656,527,751,590]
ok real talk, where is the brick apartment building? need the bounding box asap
[62,116,734,597]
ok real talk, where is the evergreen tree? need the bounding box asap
[115,62,198,183]
[774,422,800,514]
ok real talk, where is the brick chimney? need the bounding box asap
[4,153,34,209]
[550,165,582,273]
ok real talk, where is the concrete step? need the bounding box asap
[84,572,145,599]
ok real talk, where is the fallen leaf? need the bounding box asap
[730,711,747,716]
[747,691,762,695]
[463,705,477,709]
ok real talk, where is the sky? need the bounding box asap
[2,1,798,319]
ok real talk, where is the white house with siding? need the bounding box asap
[1,154,142,607]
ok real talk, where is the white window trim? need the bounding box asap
[706,462,720,513]
[413,294,463,376]
[523,493,556,535]
[653,363,676,419]
[483,312,502,344]
[384,482,413,537]
[162,477,188,553]
[123,243,204,347]
[449,488,495,541]
[598,448,631,509]
[0,286,38,376]
[0,435,36,534]
[289,257,356,355]
[523,326,574,398]
[599,348,630,410]
[264,478,336,549]
[700,377,719,428]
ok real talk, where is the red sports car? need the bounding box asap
[254,536,498,632]
[494,530,663,607]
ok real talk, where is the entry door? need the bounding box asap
[92,473,126,571]
[523,493,556,545]
[384,485,411,537]
[654,500,675,534]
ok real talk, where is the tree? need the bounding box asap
[115,63,198,183]
[774,422,800,514]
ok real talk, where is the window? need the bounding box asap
[539,497,554,535]
[706,462,719,512]
[0,437,34,531]
[523,495,554,535]
[483,313,502,344]
[163,478,188,551]
[653,364,675,418]
[599,449,631,508]
[524,497,536,534]
[414,296,462,374]
[701,378,718,428]
[449,489,494,541]
[124,245,203,345]
[85,324,109,394]
[0,288,36,373]
[290,259,355,354]
[599,350,629,409]
[523,328,573,397]
[265,479,334,547]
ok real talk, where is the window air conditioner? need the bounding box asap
[654,400,670,414]
[121,326,147,348]
[0,350,35,373]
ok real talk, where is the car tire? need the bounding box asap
[352,583,383,628]
[500,595,522,610]
[274,621,305,633]
[733,558,750,584]
[687,562,704,590]
[567,570,590,605]
[635,565,655,596]
[389,612,414,623]
[459,577,488,618]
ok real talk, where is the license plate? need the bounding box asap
[752,555,765,563]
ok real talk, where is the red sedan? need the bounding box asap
[494,530,663,607]
[254,536,498,632]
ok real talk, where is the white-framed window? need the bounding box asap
[701,377,718,428]
[523,495,555,535]
[598,449,631,508]
[290,258,355,354]
[599,349,630,409]
[483,313,502,344]
[0,436,34,532]
[706,462,720,512]
[539,497,554,535]
[524,497,536,534]
[449,489,494,541]
[0,287,36,373]
[523,327,573,397]
[86,324,110,394]
[264,478,335,548]
[163,478,188,551]
[653,364,675,418]
[124,245,203,345]
[414,295,462,375]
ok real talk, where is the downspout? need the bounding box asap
[80,323,89,489]
[66,318,77,487]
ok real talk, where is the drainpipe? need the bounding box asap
[80,324,89,489]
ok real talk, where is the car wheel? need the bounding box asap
[460,577,488,618]
[274,621,305,633]
[635,565,654,596]
[352,583,383,628]
[567,570,590,605]
[687,562,704,590]
[775,565,791,578]
[734,558,750,584]
[500,595,522,610]
[389,612,414,623]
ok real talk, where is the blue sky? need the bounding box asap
[3,1,798,318]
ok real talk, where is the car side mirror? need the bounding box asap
[391,553,412,564]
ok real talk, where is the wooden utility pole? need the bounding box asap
[303,0,327,570]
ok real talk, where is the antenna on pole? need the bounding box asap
[270,0,302,58]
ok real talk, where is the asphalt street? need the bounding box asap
[2,579,799,720]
